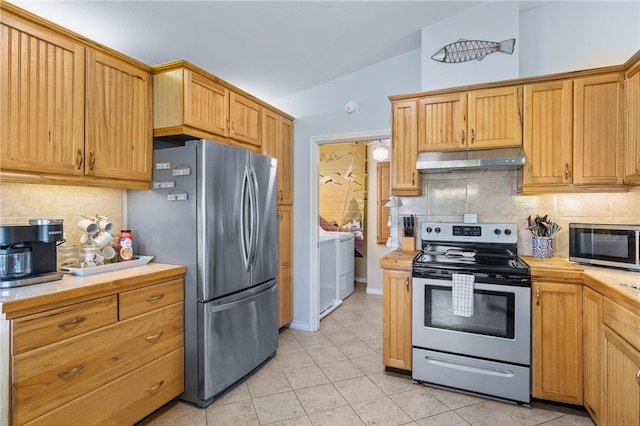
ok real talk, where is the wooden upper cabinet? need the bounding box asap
[522,81,573,187]
[183,69,229,137]
[85,50,152,181]
[262,109,293,205]
[391,100,420,196]
[153,62,263,149]
[230,92,261,147]
[0,11,85,176]
[468,86,523,149]
[417,87,522,152]
[418,93,467,151]
[573,73,624,186]
[624,55,640,185]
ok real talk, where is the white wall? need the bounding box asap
[519,1,640,77]
[273,49,421,330]
[421,1,520,91]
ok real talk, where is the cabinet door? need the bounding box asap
[230,92,261,147]
[603,326,640,426]
[262,110,293,205]
[391,100,420,196]
[624,61,640,184]
[418,93,467,152]
[573,73,624,186]
[277,205,293,328]
[522,81,573,186]
[376,161,390,244]
[0,13,84,176]
[382,268,412,370]
[468,86,523,148]
[532,281,583,404]
[583,286,603,423]
[183,68,229,138]
[85,50,152,181]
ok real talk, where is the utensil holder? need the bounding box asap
[402,236,416,251]
[532,236,553,258]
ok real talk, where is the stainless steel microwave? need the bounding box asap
[569,223,640,271]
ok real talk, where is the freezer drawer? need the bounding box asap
[199,280,278,403]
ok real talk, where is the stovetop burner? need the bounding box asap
[412,222,531,285]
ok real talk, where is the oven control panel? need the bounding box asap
[421,222,518,244]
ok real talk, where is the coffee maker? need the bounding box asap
[0,219,65,288]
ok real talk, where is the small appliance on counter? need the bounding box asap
[569,223,640,271]
[0,219,65,288]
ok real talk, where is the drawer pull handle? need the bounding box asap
[146,331,164,341]
[146,380,165,392]
[58,316,87,328]
[57,363,86,378]
[146,294,165,302]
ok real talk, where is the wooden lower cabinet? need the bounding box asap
[582,286,603,423]
[531,280,583,404]
[382,268,412,371]
[602,327,640,425]
[9,276,185,426]
[278,205,293,328]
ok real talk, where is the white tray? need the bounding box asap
[60,255,154,276]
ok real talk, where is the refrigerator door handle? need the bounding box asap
[240,166,251,271]
[249,166,261,270]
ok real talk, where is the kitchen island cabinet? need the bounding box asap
[0,263,186,426]
[417,86,522,152]
[0,2,152,190]
[390,100,420,196]
[380,250,417,371]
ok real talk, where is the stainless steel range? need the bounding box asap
[412,222,531,403]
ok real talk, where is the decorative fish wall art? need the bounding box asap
[431,38,516,63]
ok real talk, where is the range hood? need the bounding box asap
[416,147,526,173]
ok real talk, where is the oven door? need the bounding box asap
[412,277,530,365]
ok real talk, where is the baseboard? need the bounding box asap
[366,287,383,296]
[355,277,367,283]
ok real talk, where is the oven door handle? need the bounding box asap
[424,356,515,378]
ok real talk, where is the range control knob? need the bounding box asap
[504,229,512,235]
[434,227,441,234]
[425,227,432,233]
[494,228,502,235]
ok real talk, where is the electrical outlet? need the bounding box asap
[463,214,477,223]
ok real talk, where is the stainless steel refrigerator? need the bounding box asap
[127,139,279,407]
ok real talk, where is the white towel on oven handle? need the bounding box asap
[452,273,475,317]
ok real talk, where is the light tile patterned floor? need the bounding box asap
[139,283,594,426]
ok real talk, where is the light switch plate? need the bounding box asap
[464,214,478,223]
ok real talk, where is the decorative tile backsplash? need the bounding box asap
[0,182,124,247]
[397,169,640,258]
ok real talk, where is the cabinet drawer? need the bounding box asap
[12,296,117,354]
[119,278,183,320]
[603,298,640,351]
[13,302,183,425]
[24,347,184,426]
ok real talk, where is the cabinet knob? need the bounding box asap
[57,363,86,378]
[411,172,415,185]
[636,368,640,385]
[471,128,475,144]
[461,129,465,145]
[58,316,87,328]
[536,286,540,305]
[146,294,164,302]
[89,150,96,171]
[76,149,83,170]
[146,331,164,341]
[405,276,410,288]
[564,163,570,180]
[146,380,165,393]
